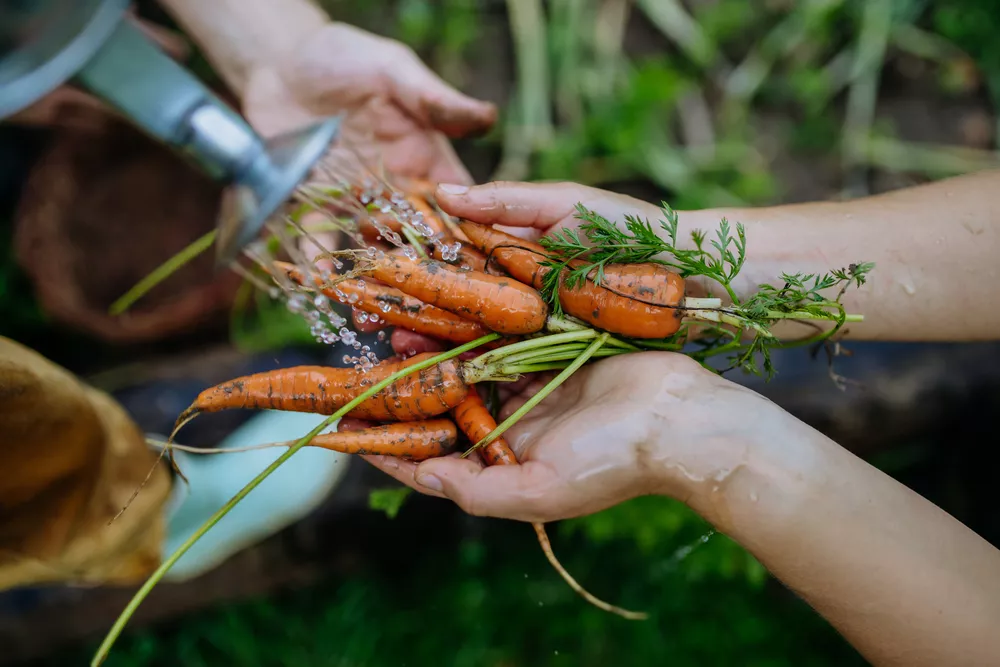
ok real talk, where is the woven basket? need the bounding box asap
[12,109,242,344]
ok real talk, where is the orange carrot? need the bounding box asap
[276,261,492,343]
[432,241,508,276]
[460,222,686,339]
[451,392,518,466]
[450,391,648,620]
[406,193,448,237]
[308,419,457,460]
[177,353,470,424]
[362,252,548,336]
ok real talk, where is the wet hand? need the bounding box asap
[362,352,797,526]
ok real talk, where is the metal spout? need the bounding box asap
[1,1,341,265]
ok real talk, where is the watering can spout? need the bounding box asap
[0,0,341,266]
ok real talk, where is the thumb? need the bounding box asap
[414,456,556,522]
[389,51,497,138]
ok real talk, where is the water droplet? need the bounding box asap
[357,311,369,323]
[749,492,758,502]
[377,331,386,341]
[286,294,307,314]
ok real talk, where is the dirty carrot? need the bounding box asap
[277,261,492,343]
[308,419,457,460]
[433,241,508,276]
[175,352,470,425]
[451,392,518,466]
[450,391,648,620]
[460,221,687,339]
[361,251,549,336]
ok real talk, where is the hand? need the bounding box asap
[433,180,662,242]
[243,23,496,275]
[243,22,496,184]
[363,351,801,526]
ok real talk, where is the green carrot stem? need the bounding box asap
[764,310,862,322]
[499,346,623,367]
[108,230,216,315]
[471,329,598,368]
[90,333,500,666]
[499,342,594,365]
[544,315,639,350]
[461,333,610,459]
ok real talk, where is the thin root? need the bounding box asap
[108,413,195,526]
[532,522,648,620]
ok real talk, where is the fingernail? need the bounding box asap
[437,183,469,195]
[416,473,443,492]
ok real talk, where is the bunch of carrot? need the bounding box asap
[161,175,743,621]
[92,172,872,664]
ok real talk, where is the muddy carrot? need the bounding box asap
[277,261,492,343]
[362,252,549,336]
[308,419,457,460]
[177,352,470,424]
[432,241,508,276]
[450,391,648,620]
[460,222,686,339]
[406,193,449,237]
[451,392,518,466]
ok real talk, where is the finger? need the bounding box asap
[390,329,445,357]
[413,456,561,522]
[388,46,497,138]
[359,454,448,499]
[433,181,603,230]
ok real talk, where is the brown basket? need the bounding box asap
[12,109,242,344]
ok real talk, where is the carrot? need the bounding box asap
[432,241,508,276]
[276,261,492,343]
[450,392,648,620]
[176,352,470,424]
[406,193,448,238]
[362,252,548,336]
[451,392,518,466]
[460,222,686,339]
[308,419,457,460]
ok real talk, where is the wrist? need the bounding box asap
[649,401,835,541]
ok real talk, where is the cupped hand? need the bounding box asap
[362,351,793,526]
[243,22,496,184]
[246,23,495,277]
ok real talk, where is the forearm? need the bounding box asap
[696,426,1000,666]
[157,0,328,97]
[678,169,1000,341]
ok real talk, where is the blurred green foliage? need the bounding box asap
[55,504,865,667]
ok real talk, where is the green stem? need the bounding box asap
[471,330,598,368]
[461,333,610,458]
[499,342,593,365]
[544,315,639,351]
[763,309,863,323]
[90,333,499,666]
[109,230,216,315]
[498,346,624,368]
